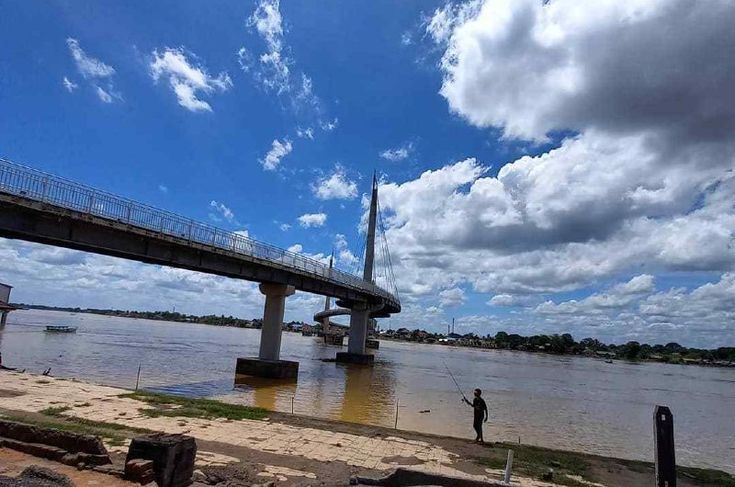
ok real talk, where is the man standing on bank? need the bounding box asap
[463,388,488,443]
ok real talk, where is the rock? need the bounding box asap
[125,459,156,485]
[0,420,107,455]
[126,434,196,487]
[59,454,79,467]
[18,466,74,487]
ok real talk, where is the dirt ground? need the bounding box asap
[0,449,136,487]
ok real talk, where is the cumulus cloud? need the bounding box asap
[435,0,735,147]
[149,47,232,112]
[297,213,327,228]
[375,0,735,307]
[335,233,359,267]
[242,0,289,94]
[66,38,120,102]
[439,287,465,307]
[312,167,358,200]
[260,138,292,171]
[380,142,414,162]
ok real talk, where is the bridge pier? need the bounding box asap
[236,283,299,379]
[0,311,7,326]
[336,302,374,365]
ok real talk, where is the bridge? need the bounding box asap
[0,158,400,377]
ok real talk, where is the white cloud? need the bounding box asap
[149,47,232,112]
[260,138,292,171]
[320,118,339,132]
[62,77,78,92]
[296,127,314,139]
[380,142,414,162]
[65,38,120,103]
[279,222,291,232]
[209,200,236,223]
[298,213,327,228]
[243,0,290,94]
[439,287,465,307]
[287,244,303,253]
[95,86,114,103]
[158,184,169,193]
[434,0,735,146]
[312,167,358,200]
[66,38,115,79]
[335,233,359,267]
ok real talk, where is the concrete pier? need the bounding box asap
[236,283,299,379]
[336,302,374,364]
[0,311,7,326]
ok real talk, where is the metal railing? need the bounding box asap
[0,158,399,307]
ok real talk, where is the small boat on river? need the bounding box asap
[45,325,77,333]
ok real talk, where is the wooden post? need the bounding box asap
[654,405,676,487]
[135,364,142,391]
[504,449,514,484]
[394,398,399,429]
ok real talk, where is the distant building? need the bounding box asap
[0,282,18,326]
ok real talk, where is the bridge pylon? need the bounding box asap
[336,174,380,365]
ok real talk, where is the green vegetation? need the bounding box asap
[0,409,151,446]
[477,442,593,486]
[384,329,735,367]
[476,443,735,487]
[39,406,71,416]
[121,390,268,421]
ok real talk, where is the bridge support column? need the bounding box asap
[0,311,7,326]
[336,302,374,365]
[235,283,299,380]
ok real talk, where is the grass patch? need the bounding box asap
[476,442,594,486]
[121,390,268,421]
[39,406,71,416]
[679,466,735,487]
[1,412,131,446]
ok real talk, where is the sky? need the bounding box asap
[1,0,734,348]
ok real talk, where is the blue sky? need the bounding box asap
[1,0,734,348]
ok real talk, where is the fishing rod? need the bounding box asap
[443,361,468,402]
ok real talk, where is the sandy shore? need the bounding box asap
[0,371,730,486]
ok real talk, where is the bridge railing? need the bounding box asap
[0,158,399,307]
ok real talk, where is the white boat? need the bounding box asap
[45,325,77,333]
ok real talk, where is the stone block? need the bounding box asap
[335,352,375,365]
[125,459,156,485]
[235,357,299,379]
[126,434,197,487]
[0,419,107,455]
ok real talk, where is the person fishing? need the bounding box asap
[463,388,488,443]
[444,362,489,443]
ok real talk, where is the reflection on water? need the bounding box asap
[1,309,733,473]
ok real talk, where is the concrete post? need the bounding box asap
[0,311,7,326]
[654,405,676,487]
[258,283,295,361]
[347,302,369,355]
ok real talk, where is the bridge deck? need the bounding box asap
[0,159,400,314]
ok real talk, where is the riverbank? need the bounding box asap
[0,371,732,486]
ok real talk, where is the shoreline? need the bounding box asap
[10,307,735,368]
[0,370,733,486]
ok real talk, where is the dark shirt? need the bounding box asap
[472,397,487,421]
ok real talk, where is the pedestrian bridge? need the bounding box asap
[0,158,400,376]
[0,158,400,314]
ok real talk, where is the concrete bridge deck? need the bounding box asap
[0,159,399,315]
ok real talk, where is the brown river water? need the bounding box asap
[1,309,733,473]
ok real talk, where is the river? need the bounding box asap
[1,309,733,473]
